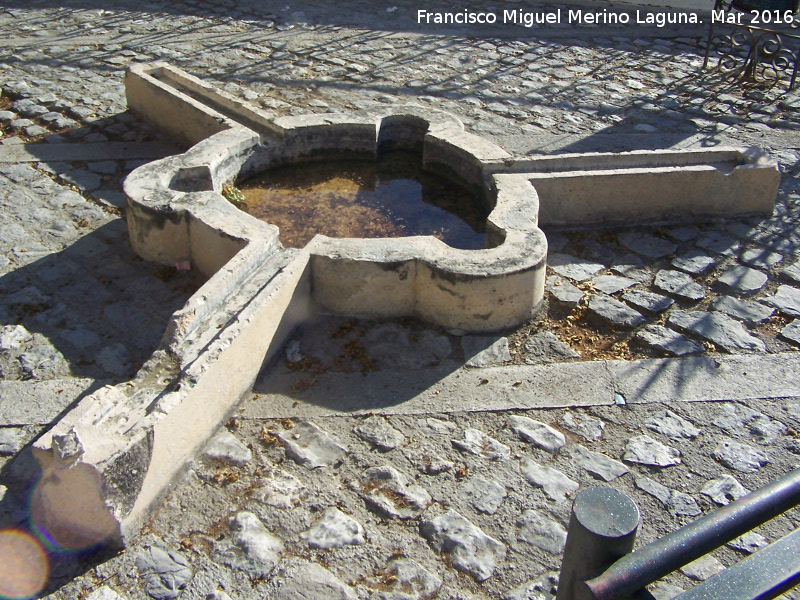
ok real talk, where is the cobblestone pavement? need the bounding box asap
[0,0,799,598]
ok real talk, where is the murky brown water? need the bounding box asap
[238,151,488,249]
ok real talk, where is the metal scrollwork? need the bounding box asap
[709,26,799,88]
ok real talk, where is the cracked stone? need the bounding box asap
[548,253,604,282]
[560,412,605,441]
[728,531,768,554]
[508,416,565,453]
[300,507,365,549]
[420,510,506,581]
[636,325,703,356]
[275,421,347,468]
[712,297,774,326]
[463,336,511,367]
[671,250,716,275]
[546,275,584,306]
[452,428,511,460]
[701,475,750,505]
[136,545,192,600]
[717,266,768,294]
[460,476,507,514]
[592,275,636,294]
[712,438,769,473]
[0,428,26,456]
[353,416,405,451]
[645,410,701,439]
[618,232,676,258]
[780,319,800,346]
[636,477,701,517]
[713,404,786,444]
[521,459,579,503]
[588,294,646,327]
[203,430,252,465]
[254,469,305,509]
[622,290,673,313]
[214,512,283,579]
[763,285,800,317]
[516,510,567,554]
[624,435,681,467]
[680,555,724,581]
[356,465,431,519]
[654,270,705,301]
[524,332,580,364]
[668,310,765,352]
[570,445,629,481]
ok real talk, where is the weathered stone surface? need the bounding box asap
[508,416,565,453]
[87,587,124,600]
[363,324,453,369]
[712,297,774,326]
[728,531,768,554]
[546,275,584,306]
[624,435,681,467]
[680,555,724,581]
[654,270,705,301]
[667,226,699,242]
[618,232,676,258]
[0,324,32,350]
[696,232,739,256]
[712,439,769,473]
[463,336,512,367]
[713,403,786,444]
[404,447,455,475]
[356,465,431,519]
[783,261,800,284]
[668,310,765,352]
[353,416,405,451]
[452,428,511,460]
[717,266,768,294]
[0,427,26,456]
[781,319,800,346]
[636,477,701,517]
[742,248,782,269]
[301,507,365,549]
[622,290,673,313]
[275,421,347,468]
[203,430,252,465]
[503,572,559,600]
[561,412,605,441]
[671,250,715,275]
[548,253,604,282]
[524,332,580,364]
[592,275,636,294]
[649,583,685,600]
[205,592,232,600]
[762,285,800,317]
[270,561,357,600]
[521,459,579,503]
[611,253,652,282]
[373,558,442,600]
[420,510,506,581]
[516,510,567,554]
[254,469,305,509]
[460,476,507,514]
[570,445,629,481]
[701,475,750,505]
[136,545,192,600]
[636,324,703,356]
[214,512,283,579]
[645,410,701,439]
[588,294,646,328]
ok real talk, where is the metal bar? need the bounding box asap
[555,488,640,600]
[585,468,800,600]
[672,528,800,600]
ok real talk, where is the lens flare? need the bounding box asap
[0,530,48,599]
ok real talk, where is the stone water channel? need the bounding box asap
[0,1,799,599]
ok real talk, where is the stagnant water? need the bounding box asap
[238,150,488,249]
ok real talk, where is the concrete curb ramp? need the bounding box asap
[29,62,783,549]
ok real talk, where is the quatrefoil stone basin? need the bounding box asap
[123,105,549,332]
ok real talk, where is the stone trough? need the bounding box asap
[28,62,780,549]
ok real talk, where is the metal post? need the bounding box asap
[556,487,640,600]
